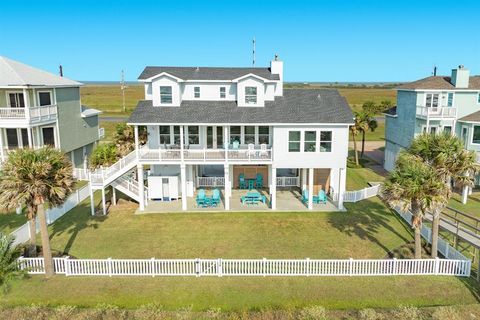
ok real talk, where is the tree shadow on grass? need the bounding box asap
[327,198,413,256]
[48,196,109,256]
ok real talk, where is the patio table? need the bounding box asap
[241,192,265,205]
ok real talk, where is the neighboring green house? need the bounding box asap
[0,56,101,170]
[384,65,480,181]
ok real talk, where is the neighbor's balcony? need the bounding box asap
[0,105,58,125]
[138,145,273,163]
[416,106,457,119]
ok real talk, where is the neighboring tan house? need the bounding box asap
[89,55,353,214]
[384,65,480,183]
[0,56,102,169]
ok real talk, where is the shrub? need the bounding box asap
[299,305,327,320]
[0,232,25,293]
[431,306,461,320]
[89,143,118,169]
[359,308,382,320]
[391,306,422,320]
[53,305,77,320]
[135,303,166,320]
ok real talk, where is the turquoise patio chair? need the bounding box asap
[239,173,247,189]
[211,189,221,207]
[232,140,240,150]
[255,173,263,188]
[196,189,207,207]
[313,190,327,204]
[301,190,309,204]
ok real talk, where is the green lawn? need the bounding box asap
[99,121,119,142]
[0,212,25,234]
[447,190,480,219]
[364,122,385,141]
[81,84,143,117]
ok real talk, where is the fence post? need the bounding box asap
[76,189,80,204]
[151,258,155,277]
[306,258,310,277]
[65,256,70,277]
[217,258,223,277]
[393,258,397,275]
[263,258,267,277]
[349,258,353,276]
[434,257,440,275]
[108,257,112,277]
[195,258,201,277]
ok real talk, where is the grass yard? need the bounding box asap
[81,84,143,117]
[99,120,119,142]
[447,190,480,219]
[364,122,385,141]
[0,211,25,234]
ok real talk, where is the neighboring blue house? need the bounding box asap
[384,66,480,178]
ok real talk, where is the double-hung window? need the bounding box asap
[304,131,316,152]
[320,131,332,152]
[230,126,241,143]
[194,86,200,98]
[425,93,439,108]
[173,126,181,144]
[160,86,172,104]
[447,93,454,107]
[187,126,199,145]
[220,87,226,99]
[472,126,480,144]
[244,126,255,144]
[159,126,171,145]
[288,131,301,152]
[245,87,257,104]
[8,92,25,108]
[258,126,270,144]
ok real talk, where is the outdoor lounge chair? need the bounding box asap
[211,189,221,206]
[239,173,247,189]
[313,190,327,204]
[232,140,240,150]
[301,190,309,204]
[260,143,268,158]
[196,189,207,207]
[256,173,263,188]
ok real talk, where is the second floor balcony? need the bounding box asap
[416,106,457,119]
[0,105,58,125]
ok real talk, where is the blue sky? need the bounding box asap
[0,0,479,82]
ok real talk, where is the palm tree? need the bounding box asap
[356,110,378,158]
[114,123,147,156]
[0,232,25,293]
[0,147,75,277]
[383,152,449,258]
[350,116,361,166]
[0,232,25,292]
[408,132,478,258]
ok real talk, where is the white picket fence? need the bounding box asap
[10,184,91,246]
[330,184,380,203]
[392,206,470,261]
[17,256,470,277]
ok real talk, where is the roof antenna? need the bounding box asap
[252,37,256,67]
[59,65,63,77]
[432,65,437,76]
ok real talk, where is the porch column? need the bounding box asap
[181,164,187,211]
[134,125,139,159]
[111,185,117,206]
[101,187,107,215]
[137,164,145,211]
[271,166,277,210]
[180,126,185,162]
[308,168,314,210]
[338,167,346,210]
[224,164,230,210]
[27,127,33,148]
[301,168,307,192]
[268,164,273,194]
[0,129,4,162]
[462,185,469,204]
[89,179,95,216]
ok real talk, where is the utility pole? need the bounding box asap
[120,70,127,113]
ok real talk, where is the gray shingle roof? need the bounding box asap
[138,66,280,81]
[128,89,354,124]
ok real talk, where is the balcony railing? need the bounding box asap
[0,105,58,123]
[416,106,457,118]
[139,146,272,163]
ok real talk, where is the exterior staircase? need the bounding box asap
[111,174,148,205]
[89,150,138,188]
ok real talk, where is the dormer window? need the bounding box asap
[220,87,226,99]
[245,87,257,104]
[160,86,172,104]
[194,86,200,98]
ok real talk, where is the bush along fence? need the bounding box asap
[18,257,471,277]
[10,184,91,246]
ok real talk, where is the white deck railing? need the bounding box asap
[90,150,138,186]
[277,176,300,187]
[17,256,471,277]
[139,147,272,163]
[197,176,225,187]
[72,168,89,181]
[416,106,457,118]
[0,105,58,123]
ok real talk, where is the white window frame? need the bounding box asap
[160,86,173,104]
[159,125,171,146]
[303,130,317,152]
[446,92,455,107]
[477,92,480,105]
[471,125,480,145]
[37,90,52,106]
[288,130,301,152]
[40,126,57,148]
[186,125,200,146]
[425,93,440,108]
[245,86,257,105]
[442,125,453,134]
[220,86,226,99]
[194,86,200,99]
[6,91,26,108]
[319,130,333,152]
[421,125,439,134]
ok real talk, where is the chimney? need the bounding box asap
[270,54,283,96]
[451,65,470,88]
[59,65,63,77]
